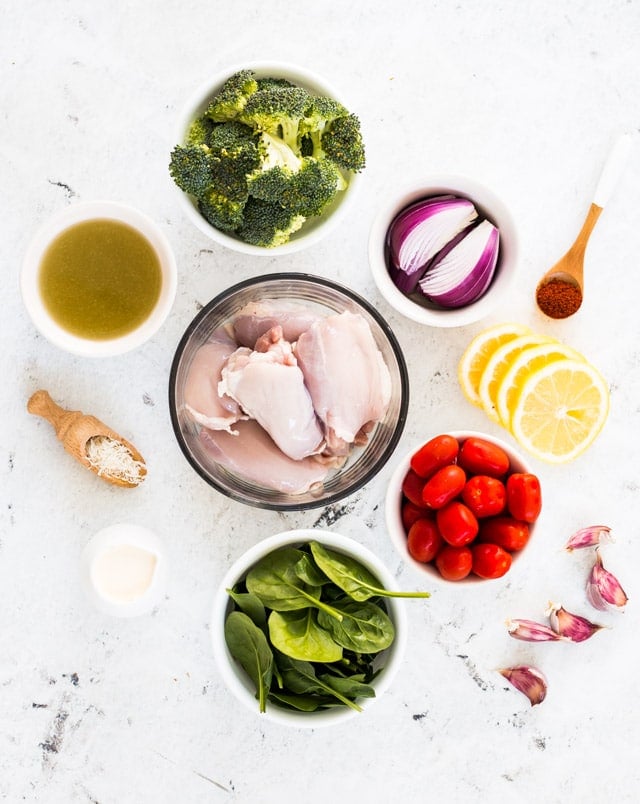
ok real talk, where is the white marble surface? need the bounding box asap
[2,1,640,801]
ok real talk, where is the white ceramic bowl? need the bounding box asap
[385,430,537,585]
[369,176,519,328]
[171,61,362,256]
[21,200,177,357]
[211,528,408,727]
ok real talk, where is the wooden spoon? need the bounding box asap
[536,134,633,319]
[27,390,146,487]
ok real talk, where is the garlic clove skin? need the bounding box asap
[500,665,548,706]
[506,618,567,642]
[587,550,628,611]
[564,525,612,552]
[546,603,604,642]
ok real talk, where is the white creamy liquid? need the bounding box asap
[91,544,158,604]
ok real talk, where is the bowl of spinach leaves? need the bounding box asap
[212,529,428,725]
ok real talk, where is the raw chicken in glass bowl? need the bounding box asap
[169,273,409,510]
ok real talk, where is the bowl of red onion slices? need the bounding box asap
[169,273,409,510]
[368,175,519,327]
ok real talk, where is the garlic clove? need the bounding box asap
[586,549,628,611]
[506,618,567,642]
[546,602,604,642]
[500,665,548,706]
[564,525,612,552]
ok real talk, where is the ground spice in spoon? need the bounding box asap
[536,279,583,319]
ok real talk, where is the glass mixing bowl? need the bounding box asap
[169,273,409,510]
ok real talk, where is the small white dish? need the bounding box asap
[80,523,168,617]
[171,61,362,256]
[211,528,407,727]
[21,200,177,357]
[369,175,519,328]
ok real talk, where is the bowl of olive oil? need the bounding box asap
[21,201,177,357]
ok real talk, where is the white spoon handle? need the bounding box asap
[593,133,633,208]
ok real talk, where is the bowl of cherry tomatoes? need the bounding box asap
[385,431,541,583]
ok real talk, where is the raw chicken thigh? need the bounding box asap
[183,329,244,433]
[219,326,324,461]
[232,300,321,348]
[198,420,328,495]
[295,311,392,453]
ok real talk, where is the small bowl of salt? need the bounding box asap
[80,524,168,617]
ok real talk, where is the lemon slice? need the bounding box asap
[478,334,556,423]
[458,322,531,407]
[510,359,609,463]
[495,341,585,428]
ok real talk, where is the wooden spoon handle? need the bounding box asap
[27,389,83,441]
[593,133,633,208]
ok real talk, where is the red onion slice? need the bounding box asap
[418,220,500,308]
[386,196,479,293]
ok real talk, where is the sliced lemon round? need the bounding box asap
[458,322,531,407]
[510,359,610,463]
[477,334,556,423]
[495,341,585,428]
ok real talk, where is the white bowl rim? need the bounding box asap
[20,200,178,357]
[211,528,408,727]
[170,60,362,256]
[368,174,519,328]
[385,430,535,585]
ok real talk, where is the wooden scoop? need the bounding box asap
[536,134,633,319]
[27,390,146,488]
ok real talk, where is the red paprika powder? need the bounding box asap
[536,278,583,319]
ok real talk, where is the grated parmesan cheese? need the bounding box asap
[85,435,146,485]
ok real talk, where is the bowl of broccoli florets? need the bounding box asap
[170,62,366,254]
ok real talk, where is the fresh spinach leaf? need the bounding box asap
[318,672,376,700]
[268,691,337,712]
[275,653,362,711]
[224,611,273,713]
[317,598,395,653]
[226,588,267,630]
[246,547,344,621]
[310,541,431,601]
[294,552,330,587]
[268,609,342,662]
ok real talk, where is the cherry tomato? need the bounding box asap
[436,501,479,546]
[461,475,507,518]
[401,469,426,507]
[402,500,432,532]
[471,543,512,579]
[407,519,443,563]
[435,545,473,581]
[477,516,530,552]
[421,465,467,509]
[506,473,542,523]
[410,434,459,479]
[458,437,510,478]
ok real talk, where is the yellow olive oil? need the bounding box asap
[38,218,162,340]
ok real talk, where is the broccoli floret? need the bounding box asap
[237,197,305,247]
[205,70,259,122]
[249,157,344,218]
[298,96,348,155]
[321,113,366,172]
[256,77,295,90]
[198,188,245,232]
[169,145,212,197]
[208,120,260,154]
[186,116,216,147]
[239,86,311,152]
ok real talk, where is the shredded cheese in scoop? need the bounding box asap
[85,435,146,485]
